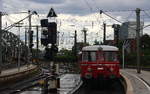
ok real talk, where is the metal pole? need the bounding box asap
[25,27,28,65]
[25,27,27,46]
[82,28,87,45]
[136,8,141,74]
[28,10,32,64]
[36,26,39,61]
[74,30,77,60]
[122,43,125,69]
[0,12,2,73]
[103,23,106,44]
[18,23,21,71]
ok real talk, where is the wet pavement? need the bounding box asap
[21,74,81,94]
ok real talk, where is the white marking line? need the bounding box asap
[68,81,83,94]
[123,71,150,92]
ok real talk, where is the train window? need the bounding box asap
[104,52,117,62]
[82,52,88,62]
[82,51,96,62]
[98,52,104,61]
[90,52,96,62]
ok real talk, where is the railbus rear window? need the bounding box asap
[82,51,96,62]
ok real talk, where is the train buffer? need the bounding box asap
[121,69,150,94]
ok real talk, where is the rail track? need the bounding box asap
[73,78,126,94]
[0,67,45,94]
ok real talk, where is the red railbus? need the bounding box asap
[80,45,120,81]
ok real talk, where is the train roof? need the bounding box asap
[82,45,119,51]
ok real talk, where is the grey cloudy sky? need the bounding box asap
[1,0,150,49]
[1,0,150,15]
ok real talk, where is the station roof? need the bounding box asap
[82,45,118,51]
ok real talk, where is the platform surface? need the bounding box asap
[0,64,36,77]
[121,69,150,94]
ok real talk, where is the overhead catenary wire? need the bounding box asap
[125,11,134,21]
[100,9,135,13]
[82,0,104,40]
[143,10,150,20]
[100,10,123,24]
[3,11,38,31]
[100,10,141,31]
[83,0,93,12]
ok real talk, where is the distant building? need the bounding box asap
[119,21,144,53]
[119,21,144,40]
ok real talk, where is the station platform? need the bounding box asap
[0,64,37,77]
[121,69,150,94]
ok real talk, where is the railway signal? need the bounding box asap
[112,24,120,47]
[41,8,58,60]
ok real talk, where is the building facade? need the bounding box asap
[119,21,144,40]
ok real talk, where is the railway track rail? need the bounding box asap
[0,69,46,94]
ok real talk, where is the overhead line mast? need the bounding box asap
[136,8,141,74]
[0,12,3,73]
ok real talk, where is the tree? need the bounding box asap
[141,34,150,49]
[93,39,100,45]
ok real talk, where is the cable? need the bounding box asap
[100,10,139,31]
[83,0,93,13]
[3,15,29,30]
[5,15,15,24]
[100,9,135,13]
[100,10,122,23]
[82,0,104,39]
[125,11,134,21]
[3,11,38,31]
[143,10,150,19]
[90,0,99,11]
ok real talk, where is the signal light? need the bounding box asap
[29,30,34,48]
[41,19,48,27]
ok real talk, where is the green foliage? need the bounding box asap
[141,34,150,49]
[119,34,150,67]
[124,52,137,66]
[54,48,76,62]
[93,40,100,45]
[72,42,89,54]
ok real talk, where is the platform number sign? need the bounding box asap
[47,8,57,18]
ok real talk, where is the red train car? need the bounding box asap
[80,45,120,81]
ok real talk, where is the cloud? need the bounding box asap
[2,0,150,15]
[1,0,150,49]
[29,0,65,4]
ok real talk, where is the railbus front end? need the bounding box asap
[80,45,120,82]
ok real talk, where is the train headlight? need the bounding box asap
[87,67,92,72]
